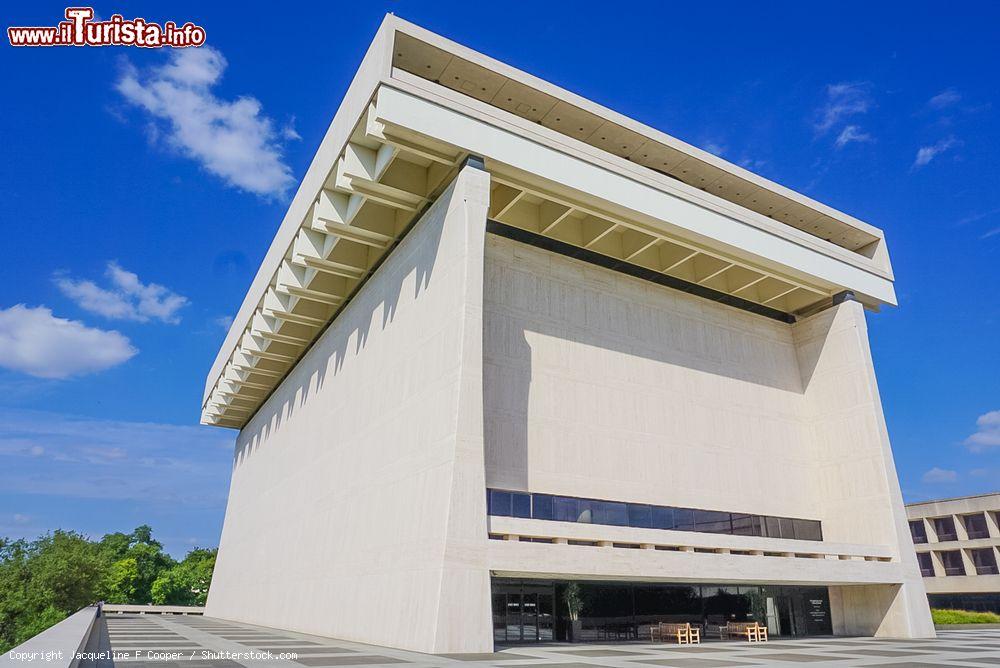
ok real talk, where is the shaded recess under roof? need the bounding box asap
[391,33,881,255]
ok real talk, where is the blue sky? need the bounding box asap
[1,1,997,557]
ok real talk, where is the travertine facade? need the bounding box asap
[204,15,934,652]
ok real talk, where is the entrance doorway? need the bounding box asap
[493,582,555,643]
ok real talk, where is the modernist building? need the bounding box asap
[907,493,1000,613]
[202,16,935,652]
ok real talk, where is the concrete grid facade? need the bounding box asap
[201,16,935,653]
[906,493,1000,613]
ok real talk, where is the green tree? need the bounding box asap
[25,531,106,614]
[0,538,32,653]
[98,531,133,562]
[103,557,140,604]
[0,531,107,652]
[0,526,214,653]
[96,525,174,604]
[151,548,216,606]
[127,542,175,604]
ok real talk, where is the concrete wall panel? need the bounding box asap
[206,165,492,653]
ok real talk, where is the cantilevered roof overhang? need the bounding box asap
[201,15,897,429]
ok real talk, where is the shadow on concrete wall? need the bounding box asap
[481,234,835,490]
[232,183,451,470]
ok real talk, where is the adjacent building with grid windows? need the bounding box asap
[201,15,935,653]
[907,493,1000,613]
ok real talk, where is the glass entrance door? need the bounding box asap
[492,583,555,643]
[763,588,832,636]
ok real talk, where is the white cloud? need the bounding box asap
[913,137,960,168]
[703,141,727,157]
[835,125,873,149]
[116,46,296,198]
[281,117,301,141]
[0,408,234,505]
[921,467,958,484]
[737,156,767,171]
[56,262,188,324]
[928,89,961,110]
[13,514,31,525]
[965,410,1000,452]
[0,305,137,379]
[956,207,1000,227]
[816,82,872,134]
[981,226,1000,240]
[214,315,234,330]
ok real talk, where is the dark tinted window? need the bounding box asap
[488,489,511,516]
[971,548,999,575]
[485,489,822,541]
[963,514,989,539]
[731,514,761,536]
[916,552,934,576]
[553,496,579,523]
[532,494,553,520]
[674,508,695,531]
[934,517,957,541]
[940,550,965,576]
[512,492,531,518]
[627,504,652,528]
[694,510,732,533]
[909,520,927,543]
[651,506,675,530]
[576,499,596,523]
[602,501,628,526]
[793,519,823,541]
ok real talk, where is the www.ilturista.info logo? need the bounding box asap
[8,7,206,48]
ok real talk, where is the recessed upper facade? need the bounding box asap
[201,16,896,431]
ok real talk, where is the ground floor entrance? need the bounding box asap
[492,578,833,644]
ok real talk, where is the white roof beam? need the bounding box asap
[313,218,393,248]
[261,307,327,327]
[275,284,344,306]
[230,363,285,378]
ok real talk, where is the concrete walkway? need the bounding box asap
[105,615,1000,668]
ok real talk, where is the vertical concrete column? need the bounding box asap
[954,514,970,541]
[793,298,934,638]
[915,519,930,544]
[925,518,940,543]
[431,160,495,654]
[985,511,1000,539]
[929,550,946,577]
[959,548,977,576]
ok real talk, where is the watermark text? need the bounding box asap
[8,8,206,48]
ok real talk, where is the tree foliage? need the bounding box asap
[151,548,217,606]
[0,527,215,653]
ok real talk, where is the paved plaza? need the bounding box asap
[104,615,1000,668]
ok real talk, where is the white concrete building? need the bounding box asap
[202,16,935,652]
[907,493,1000,613]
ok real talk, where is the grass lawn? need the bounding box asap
[932,608,1000,624]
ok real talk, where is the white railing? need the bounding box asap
[101,604,205,615]
[2,604,102,668]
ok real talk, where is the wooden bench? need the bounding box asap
[650,622,700,644]
[723,621,768,642]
